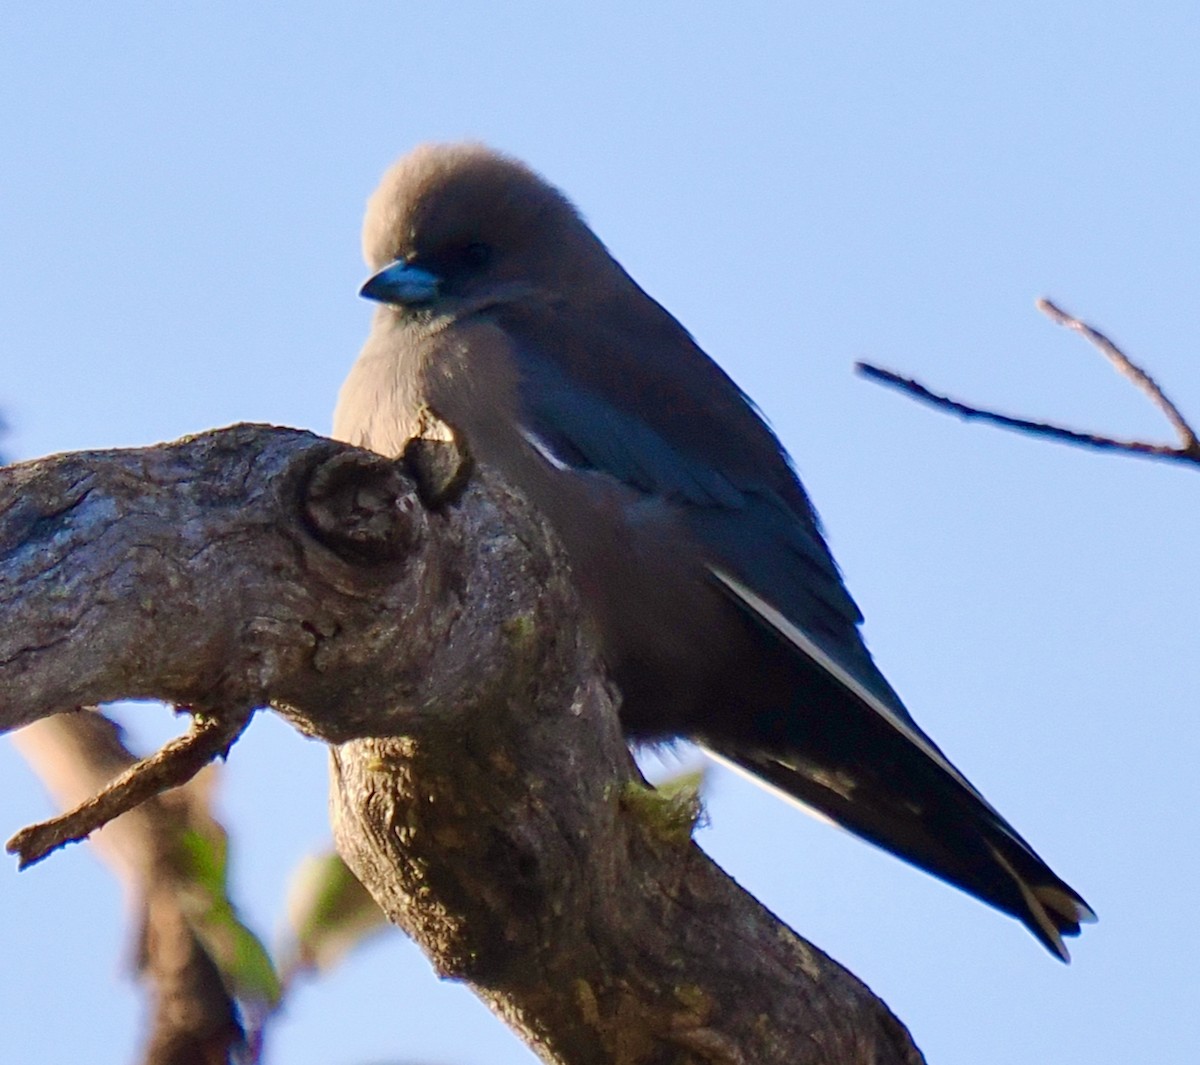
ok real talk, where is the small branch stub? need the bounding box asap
[6,708,253,869]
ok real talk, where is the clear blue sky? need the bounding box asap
[2,4,1198,1063]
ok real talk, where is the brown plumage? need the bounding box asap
[336,143,1094,958]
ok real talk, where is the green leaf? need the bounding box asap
[281,850,389,982]
[174,827,282,1007]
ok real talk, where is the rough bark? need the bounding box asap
[0,424,924,1065]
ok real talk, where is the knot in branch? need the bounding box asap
[303,451,422,564]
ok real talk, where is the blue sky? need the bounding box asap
[2,4,1198,1063]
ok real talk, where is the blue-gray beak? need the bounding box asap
[359,260,441,305]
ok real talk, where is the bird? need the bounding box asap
[336,142,1094,959]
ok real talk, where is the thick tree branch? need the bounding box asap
[856,299,1200,467]
[0,425,924,1065]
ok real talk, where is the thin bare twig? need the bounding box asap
[856,299,1200,468]
[6,707,254,868]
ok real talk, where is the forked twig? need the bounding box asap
[856,299,1200,468]
[6,707,254,868]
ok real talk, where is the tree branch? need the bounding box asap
[1,424,924,1065]
[856,299,1200,468]
[13,711,244,1065]
[10,708,251,868]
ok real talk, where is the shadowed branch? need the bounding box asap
[1,424,924,1065]
[14,711,247,1065]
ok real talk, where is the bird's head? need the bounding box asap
[359,143,617,319]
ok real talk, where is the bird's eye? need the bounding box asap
[461,241,492,268]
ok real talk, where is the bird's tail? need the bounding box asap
[704,741,1095,960]
[705,567,1094,959]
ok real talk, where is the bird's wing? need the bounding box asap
[495,315,1096,956]
[506,331,912,723]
